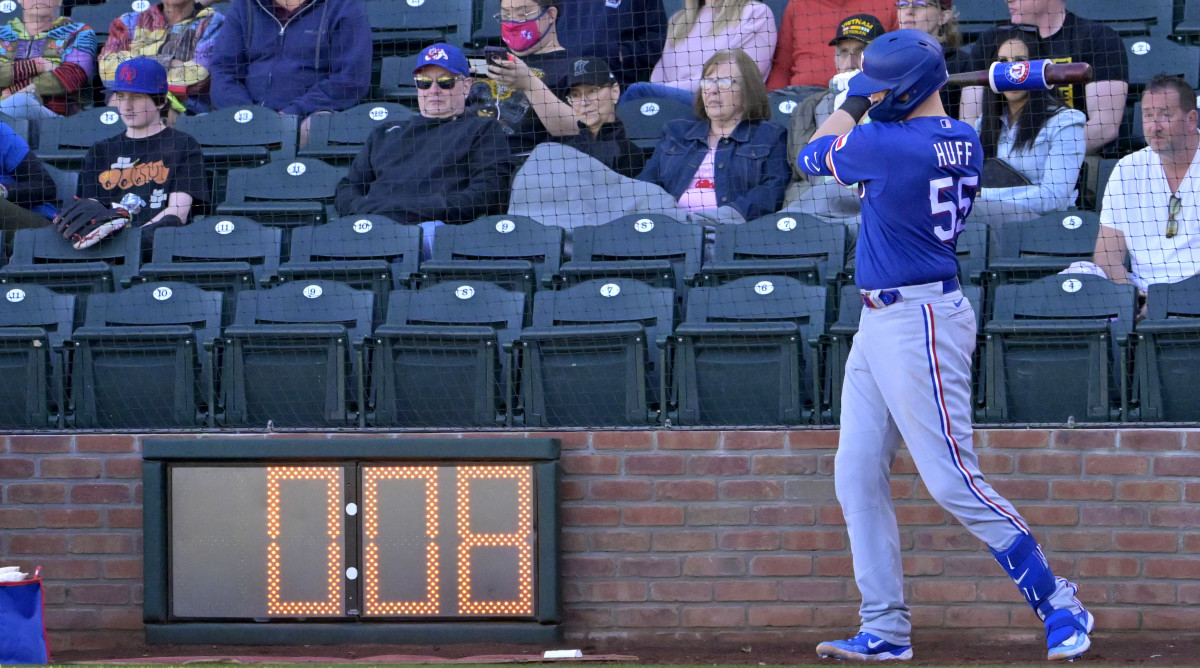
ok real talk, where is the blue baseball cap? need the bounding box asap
[412,43,470,77]
[107,57,168,95]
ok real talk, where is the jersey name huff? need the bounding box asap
[934,140,974,169]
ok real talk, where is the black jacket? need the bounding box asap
[560,120,647,179]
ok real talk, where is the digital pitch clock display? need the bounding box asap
[142,438,560,645]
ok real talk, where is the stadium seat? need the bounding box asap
[672,275,826,426]
[68,0,131,45]
[0,225,142,325]
[421,214,564,324]
[559,213,702,295]
[364,0,472,57]
[767,89,807,129]
[469,0,502,47]
[987,210,1100,291]
[517,278,674,427]
[0,284,73,428]
[220,280,374,427]
[760,0,787,29]
[277,215,423,322]
[298,102,414,164]
[616,95,696,150]
[174,106,300,167]
[1091,157,1120,212]
[43,164,79,209]
[0,0,20,22]
[1134,275,1200,421]
[983,273,1136,423]
[0,112,31,145]
[216,157,344,227]
[69,281,222,428]
[700,211,847,288]
[371,280,524,428]
[32,107,126,170]
[1065,0,1173,37]
[955,0,1009,38]
[1175,0,1200,39]
[136,216,283,326]
[1123,36,1200,88]
[957,218,989,286]
[374,54,422,103]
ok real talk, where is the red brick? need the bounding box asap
[1042,531,1113,552]
[942,556,996,577]
[815,555,853,576]
[682,556,745,576]
[0,508,38,529]
[1117,481,1180,502]
[1142,608,1200,630]
[98,608,144,630]
[561,480,585,500]
[751,455,818,475]
[592,431,653,450]
[103,458,143,479]
[983,429,1050,449]
[786,428,839,450]
[578,581,647,602]
[1179,584,1200,604]
[989,478,1049,499]
[106,508,143,528]
[1187,534,1200,553]
[748,605,812,626]
[71,534,134,554]
[69,483,132,504]
[102,558,143,579]
[612,607,679,627]
[751,505,815,526]
[41,509,103,528]
[977,581,1024,603]
[1111,583,1177,604]
[813,604,860,627]
[1016,453,1081,475]
[1014,505,1078,526]
[8,534,69,554]
[891,454,917,474]
[562,557,617,577]
[589,479,652,501]
[1119,430,1184,451]
[43,608,99,630]
[40,458,103,478]
[650,581,713,601]
[624,454,685,475]
[1052,430,1116,450]
[1051,480,1114,501]
[688,455,750,476]
[7,483,66,503]
[1092,607,1140,631]
[67,584,131,605]
[1187,482,1200,503]
[749,555,812,577]
[535,431,591,450]
[560,532,587,552]
[73,435,138,453]
[718,531,780,551]
[942,606,1012,627]
[910,581,977,602]
[562,505,619,526]
[902,555,944,576]
[686,506,749,526]
[1084,453,1149,475]
[28,559,100,579]
[619,557,680,577]
[781,530,845,551]
[654,480,718,501]
[816,504,845,526]
[778,580,845,601]
[589,531,650,551]
[8,435,71,453]
[722,431,785,450]
[623,506,684,526]
[657,431,719,450]
[976,452,1013,473]
[650,531,715,552]
[890,479,915,498]
[1077,556,1140,577]
[914,529,979,551]
[1144,558,1200,579]
[719,480,782,500]
[681,606,745,627]
[58,630,136,651]
[565,607,612,627]
[560,453,621,475]
[1154,455,1200,477]
[1150,507,1200,528]
[1081,505,1145,526]
[0,457,35,477]
[714,581,778,601]
[895,505,949,525]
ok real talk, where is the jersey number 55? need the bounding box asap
[930,174,979,243]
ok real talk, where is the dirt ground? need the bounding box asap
[53,633,1200,666]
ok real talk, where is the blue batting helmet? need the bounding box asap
[850,29,947,122]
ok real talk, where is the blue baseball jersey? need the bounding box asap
[827,117,982,290]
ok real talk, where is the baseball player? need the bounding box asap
[796,30,1092,662]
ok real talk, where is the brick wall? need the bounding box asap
[2,429,1198,651]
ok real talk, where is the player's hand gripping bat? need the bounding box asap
[946,60,1093,93]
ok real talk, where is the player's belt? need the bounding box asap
[860,277,960,309]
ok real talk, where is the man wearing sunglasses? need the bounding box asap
[1091,74,1200,316]
[334,43,513,227]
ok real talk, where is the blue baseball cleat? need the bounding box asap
[816,632,913,661]
[1046,608,1094,661]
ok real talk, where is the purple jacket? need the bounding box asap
[209,0,370,116]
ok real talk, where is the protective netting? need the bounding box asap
[0,0,1196,430]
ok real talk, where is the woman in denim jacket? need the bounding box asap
[638,48,790,223]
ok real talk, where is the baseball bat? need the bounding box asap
[946,60,1093,91]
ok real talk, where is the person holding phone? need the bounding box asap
[468,0,579,154]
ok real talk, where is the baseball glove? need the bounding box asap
[53,197,133,250]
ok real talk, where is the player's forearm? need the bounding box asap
[809,108,857,142]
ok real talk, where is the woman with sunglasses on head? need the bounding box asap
[896,0,966,117]
[470,0,580,155]
[638,49,789,224]
[968,28,1085,229]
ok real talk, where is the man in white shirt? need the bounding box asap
[1093,74,1200,311]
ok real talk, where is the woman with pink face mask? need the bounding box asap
[469,0,580,155]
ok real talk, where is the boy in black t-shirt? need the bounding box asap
[60,57,207,249]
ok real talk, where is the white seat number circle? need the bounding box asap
[153,286,173,301]
[639,102,660,116]
[776,216,797,232]
[303,284,323,298]
[406,0,423,5]
[455,285,476,300]
[214,220,235,234]
[754,280,774,295]
[634,218,654,233]
[778,100,797,114]
[1131,41,1151,55]
[353,219,373,233]
[6,288,25,302]
[600,283,621,297]
[100,111,120,125]
[1061,278,1082,293]
[287,162,307,176]
[368,107,389,121]
[0,1,16,13]
[495,219,516,233]
[233,109,254,123]
[1061,215,1082,230]
[131,0,150,10]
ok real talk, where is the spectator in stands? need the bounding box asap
[76,58,206,246]
[99,0,225,120]
[560,56,646,178]
[960,0,1127,154]
[766,0,896,90]
[0,120,58,235]
[970,28,1086,228]
[555,0,666,87]
[897,0,965,118]
[209,0,370,146]
[1090,75,1200,314]
[336,43,513,229]
[469,0,579,155]
[638,48,789,223]
[0,0,97,119]
[623,0,776,106]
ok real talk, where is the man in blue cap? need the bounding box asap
[335,43,513,227]
[55,57,206,249]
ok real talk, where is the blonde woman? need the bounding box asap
[623,0,776,106]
